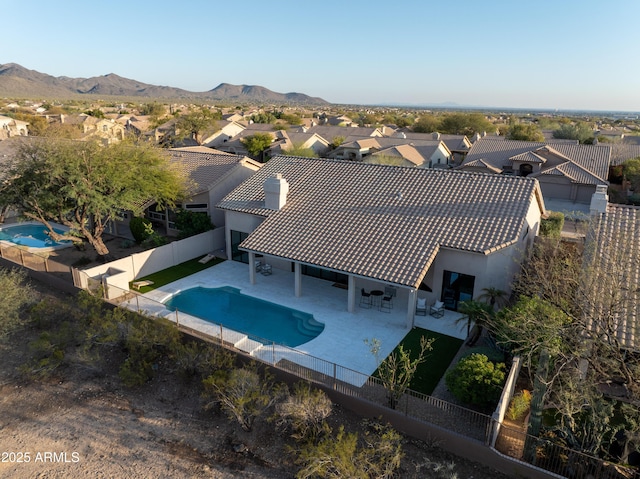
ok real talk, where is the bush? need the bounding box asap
[173,340,235,379]
[129,216,153,244]
[202,366,285,432]
[275,382,332,442]
[174,210,213,239]
[0,267,35,339]
[462,346,506,364]
[296,421,402,479]
[539,211,564,238]
[507,389,532,421]
[445,353,506,408]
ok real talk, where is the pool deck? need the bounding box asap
[134,261,470,382]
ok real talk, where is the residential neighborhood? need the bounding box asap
[1,67,640,479]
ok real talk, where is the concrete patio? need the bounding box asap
[134,261,470,383]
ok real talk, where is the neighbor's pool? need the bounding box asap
[0,222,73,250]
[164,286,324,347]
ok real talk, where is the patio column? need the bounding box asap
[248,251,256,285]
[294,262,302,297]
[406,289,417,329]
[347,275,356,313]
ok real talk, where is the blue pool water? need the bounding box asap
[0,223,72,249]
[164,286,324,347]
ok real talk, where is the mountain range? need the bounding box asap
[0,63,329,105]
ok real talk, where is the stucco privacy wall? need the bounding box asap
[75,228,225,295]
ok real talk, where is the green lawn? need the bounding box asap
[375,327,464,396]
[129,256,224,293]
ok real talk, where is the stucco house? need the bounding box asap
[217,156,546,327]
[0,115,28,139]
[459,139,611,211]
[117,147,262,237]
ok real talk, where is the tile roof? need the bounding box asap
[167,148,258,196]
[217,156,543,288]
[609,143,640,166]
[588,204,640,350]
[462,138,611,184]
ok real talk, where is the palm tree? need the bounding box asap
[478,287,508,310]
[456,300,494,346]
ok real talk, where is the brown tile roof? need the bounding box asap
[609,143,640,166]
[462,139,611,184]
[588,204,640,350]
[217,156,543,288]
[168,148,258,196]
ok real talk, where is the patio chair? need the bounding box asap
[383,286,397,309]
[360,288,372,309]
[380,294,392,313]
[415,297,427,316]
[430,300,445,318]
[260,263,272,275]
[255,260,262,272]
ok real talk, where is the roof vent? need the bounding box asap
[264,173,289,210]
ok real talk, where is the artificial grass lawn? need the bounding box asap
[375,327,464,396]
[129,257,224,293]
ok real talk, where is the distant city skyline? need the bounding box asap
[3,0,640,112]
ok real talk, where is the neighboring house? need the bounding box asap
[295,125,383,147]
[586,196,640,352]
[56,114,126,144]
[390,132,472,165]
[0,115,28,139]
[217,156,545,326]
[201,120,246,148]
[459,139,611,209]
[368,140,452,168]
[266,131,330,157]
[128,147,261,237]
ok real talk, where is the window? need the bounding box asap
[441,270,475,311]
[300,264,348,284]
[230,230,249,263]
[185,203,208,210]
[519,163,533,176]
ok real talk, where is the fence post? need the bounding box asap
[175,309,179,329]
[333,363,337,390]
[272,342,275,365]
[220,323,223,345]
[19,249,24,266]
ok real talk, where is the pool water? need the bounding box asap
[0,223,72,249]
[164,286,324,347]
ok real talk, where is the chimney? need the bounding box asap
[264,173,289,210]
[590,185,608,215]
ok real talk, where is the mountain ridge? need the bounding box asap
[0,63,329,104]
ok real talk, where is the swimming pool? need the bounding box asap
[0,222,73,250]
[164,286,324,347]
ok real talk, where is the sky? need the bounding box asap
[2,0,640,112]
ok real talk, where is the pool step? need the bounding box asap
[297,316,325,336]
[235,336,263,355]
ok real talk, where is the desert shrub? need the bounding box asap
[129,216,153,244]
[507,389,532,421]
[296,421,402,479]
[21,326,74,378]
[445,353,506,408]
[275,382,332,441]
[0,267,35,339]
[202,366,285,432]
[539,211,565,238]
[174,340,235,379]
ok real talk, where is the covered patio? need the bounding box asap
[142,260,468,379]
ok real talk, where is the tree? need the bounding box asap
[552,123,594,143]
[456,299,494,346]
[176,107,221,144]
[174,209,213,239]
[507,123,545,142]
[365,336,433,409]
[139,102,166,117]
[241,133,274,161]
[622,157,640,193]
[439,113,493,136]
[412,114,441,133]
[3,139,185,258]
[282,142,318,158]
[0,268,35,339]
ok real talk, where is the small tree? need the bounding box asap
[539,211,565,238]
[365,336,433,409]
[174,209,213,239]
[175,107,221,144]
[0,268,35,339]
[241,133,274,161]
[456,299,494,346]
[507,123,544,142]
[445,353,506,408]
[129,216,153,244]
